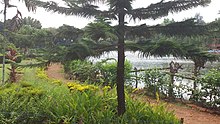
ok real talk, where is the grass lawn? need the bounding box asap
[0,64,10,83]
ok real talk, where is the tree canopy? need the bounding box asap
[33,0,212,115]
[22,16,42,29]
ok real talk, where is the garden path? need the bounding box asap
[46,63,220,124]
[46,63,70,83]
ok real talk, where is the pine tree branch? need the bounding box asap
[33,0,116,19]
[129,0,211,20]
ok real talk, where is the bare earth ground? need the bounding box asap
[46,63,70,83]
[46,63,220,124]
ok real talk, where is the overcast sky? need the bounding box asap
[0,0,219,29]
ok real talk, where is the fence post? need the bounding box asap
[134,67,138,88]
[168,61,183,100]
[180,118,184,124]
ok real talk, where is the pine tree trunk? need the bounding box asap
[10,64,17,83]
[193,65,198,95]
[116,10,125,116]
[169,62,175,99]
[169,74,174,99]
[2,2,7,84]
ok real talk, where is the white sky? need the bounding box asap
[0,0,219,29]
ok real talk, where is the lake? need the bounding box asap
[90,51,194,69]
[90,51,219,100]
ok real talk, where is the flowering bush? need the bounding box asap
[52,79,62,85]
[67,82,98,92]
[102,85,111,91]
[0,82,44,98]
[0,69,180,124]
[36,68,49,80]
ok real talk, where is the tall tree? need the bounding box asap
[8,25,53,54]
[1,0,37,83]
[55,24,83,45]
[35,0,211,115]
[0,21,3,32]
[22,16,42,29]
[84,17,117,42]
[161,18,175,26]
[194,13,206,25]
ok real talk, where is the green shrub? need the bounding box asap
[64,59,133,86]
[0,84,180,124]
[20,81,32,87]
[0,83,46,124]
[64,60,98,82]
[99,60,133,86]
[0,83,44,98]
[0,68,180,124]
[195,69,220,108]
[144,69,169,98]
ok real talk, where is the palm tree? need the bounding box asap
[35,0,211,115]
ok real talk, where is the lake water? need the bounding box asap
[90,51,194,69]
[90,51,219,100]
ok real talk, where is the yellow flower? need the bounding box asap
[67,82,99,92]
[77,86,86,92]
[36,68,49,80]
[132,88,138,93]
[89,85,98,91]
[70,87,75,90]
[102,86,111,91]
[52,79,62,85]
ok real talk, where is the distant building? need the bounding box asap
[208,44,220,54]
